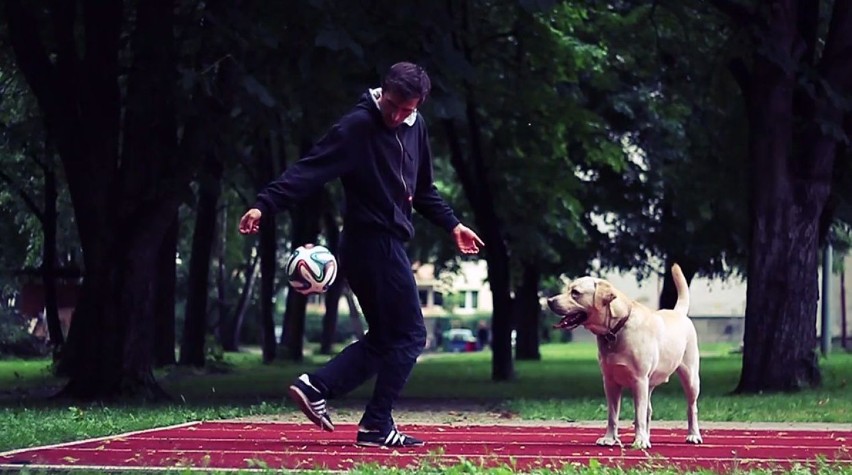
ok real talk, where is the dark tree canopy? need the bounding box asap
[1,0,849,398]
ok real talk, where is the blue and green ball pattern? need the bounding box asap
[286,244,338,295]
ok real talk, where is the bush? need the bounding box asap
[0,308,49,358]
[304,311,364,343]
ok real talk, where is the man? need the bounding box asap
[238,62,483,447]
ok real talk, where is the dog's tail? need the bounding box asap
[671,263,690,315]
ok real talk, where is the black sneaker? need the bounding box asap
[356,426,425,448]
[288,374,334,432]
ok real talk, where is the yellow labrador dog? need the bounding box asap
[547,264,702,449]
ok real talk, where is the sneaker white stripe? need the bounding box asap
[288,384,334,432]
[356,428,422,447]
[298,374,321,393]
[384,429,404,446]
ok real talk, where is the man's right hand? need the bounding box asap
[239,208,262,234]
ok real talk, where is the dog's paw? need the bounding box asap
[595,436,622,447]
[686,433,703,444]
[631,437,651,450]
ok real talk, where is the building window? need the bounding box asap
[434,291,443,306]
[418,290,428,307]
[471,290,479,309]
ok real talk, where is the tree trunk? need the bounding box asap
[60,204,178,400]
[514,263,541,361]
[442,116,515,381]
[738,191,824,391]
[153,214,178,367]
[259,214,278,363]
[41,165,64,352]
[707,0,852,395]
[279,131,323,361]
[215,206,228,340]
[345,287,365,339]
[736,0,821,392]
[112,0,178,398]
[439,1,515,380]
[841,268,848,350]
[281,285,308,361]
[222,252,260,351]
[280,200,321,361]
[7,0,197,399]
[486,248,515,380]
[179,154,222,367]
[59,255,124,397]
[116,210,177,401]
[319,210,342,355]
[319,278,344,354]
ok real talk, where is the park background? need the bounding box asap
[1,3,851,473]
[0,0,850,428]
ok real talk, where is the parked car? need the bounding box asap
[442,328,479,352]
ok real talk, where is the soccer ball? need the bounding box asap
[286,244,338,295]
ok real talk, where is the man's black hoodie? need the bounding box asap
[253,90,460,241]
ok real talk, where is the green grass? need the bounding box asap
[0,357,58,390]
[1,343,850,473]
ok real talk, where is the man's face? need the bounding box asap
[378,90,419,129]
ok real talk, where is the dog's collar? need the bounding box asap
[610,315,629,335]
[602,305,632,344]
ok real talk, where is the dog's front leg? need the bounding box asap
[596,378,622,447]
[646,387,654,433]
[631,378,651,449]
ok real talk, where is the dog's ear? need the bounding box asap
[593,281,616,311]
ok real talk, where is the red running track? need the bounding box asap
[1,421,850,472]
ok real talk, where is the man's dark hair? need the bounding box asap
[382,62,431,105]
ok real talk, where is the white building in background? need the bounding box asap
[413,259,748,319]
[820,254,851,347]
[412,257,851,347]
[413,260,493,316]
[588,268,747,344]
[314,257,850,348]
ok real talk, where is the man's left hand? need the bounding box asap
[453,224,485,255]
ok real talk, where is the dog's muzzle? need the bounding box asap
[551,308,588,330]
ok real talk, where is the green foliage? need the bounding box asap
[203,335,230,372]
[568,2,749,280]
[0,307,48,358]
[829,223,852,272]
[302,310,365,344]
[4,0,846,394]
[0,54,80,282]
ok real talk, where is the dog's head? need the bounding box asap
[547,277,631,336]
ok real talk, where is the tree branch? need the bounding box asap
[728,58,752,104]
[441,118,480,211]
[819,0,852,90]
[0,170,45,222]
[4,1,60,115]
[797,0,819,67]
[707,0,755,26]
